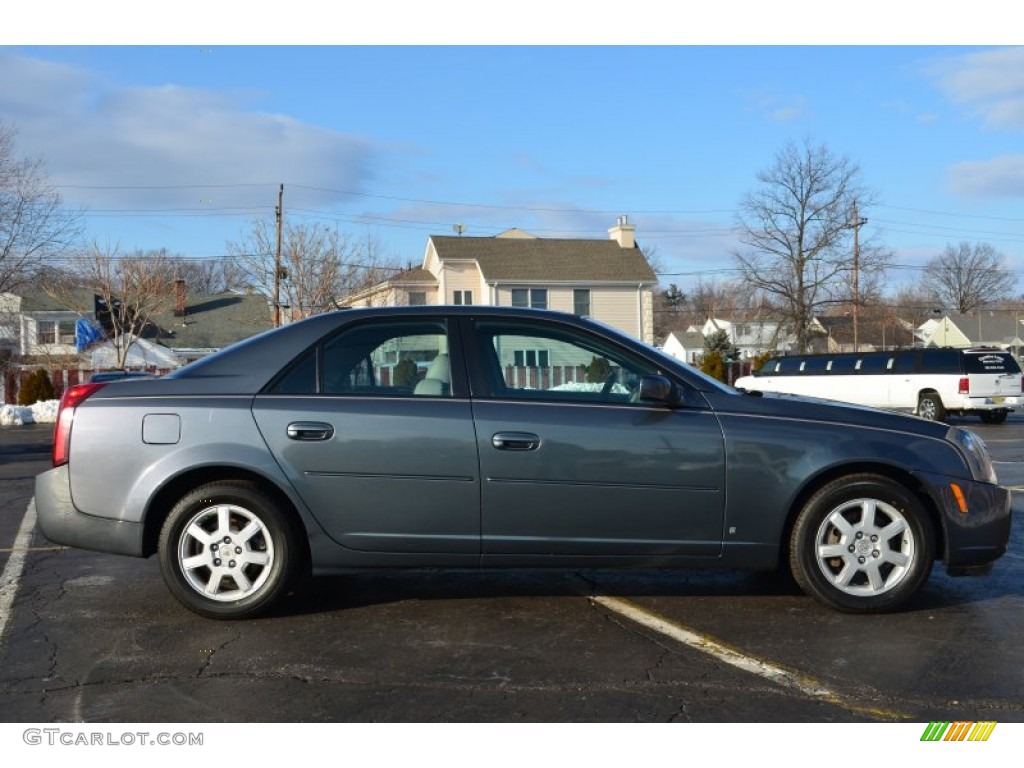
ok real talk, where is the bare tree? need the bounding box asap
[47,244,176,369]
[733,139,878,352]
[227,219,399,322]
[165,255,250,295]
[0,122,83,293]
[921,241,1016,314]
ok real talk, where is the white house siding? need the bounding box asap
[592,286,654,344]
[492,285,652,344]
[439,261,484,304]
[20,312,81,357]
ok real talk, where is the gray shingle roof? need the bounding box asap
[19,288,98,313]
[150,292,273,350]
[390,268,437,284]
[943,312,1024,345]
[429,235,657,283]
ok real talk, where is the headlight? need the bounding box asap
[946,426,998,484]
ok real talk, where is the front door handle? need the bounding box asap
[492,432,541,451]
[287,421,335,441]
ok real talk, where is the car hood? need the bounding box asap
[704,387,951,438]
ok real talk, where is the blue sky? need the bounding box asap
[3,11,1023,293]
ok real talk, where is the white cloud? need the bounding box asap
[946,154,1024,198]
[0,51,379,214]
[926,47,1024,130]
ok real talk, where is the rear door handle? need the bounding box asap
[287,421,335,441]
[491,432,541,451]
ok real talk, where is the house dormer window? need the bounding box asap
[453,290,473,305]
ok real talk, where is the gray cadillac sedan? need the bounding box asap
[35,306,1010,619]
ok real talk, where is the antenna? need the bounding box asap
[453,223,466,236]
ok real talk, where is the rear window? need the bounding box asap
[964,352,1022,374]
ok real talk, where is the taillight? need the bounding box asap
[52,383,106,467]
[958,377,969,395]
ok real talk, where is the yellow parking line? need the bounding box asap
[590,594,911,721]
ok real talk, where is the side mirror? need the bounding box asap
[637,374,682,406]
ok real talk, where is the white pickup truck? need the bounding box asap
[734,347,1023,423]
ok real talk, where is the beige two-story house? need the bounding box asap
[339,217,658,345]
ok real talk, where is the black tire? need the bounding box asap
[917,392,946,422]
[158,481,301,619]
[789,474,935,613]
[979,409,1008,425]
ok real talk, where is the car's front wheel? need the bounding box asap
[158,481,301,619]
[789,474,935,613]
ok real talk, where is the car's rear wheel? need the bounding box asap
[917,392,946,422]
[979,409,1008,424]
[789,474,935,613]
[158,481,300,619]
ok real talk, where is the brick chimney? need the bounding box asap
[608,214,636,249]
[174,278,186,317]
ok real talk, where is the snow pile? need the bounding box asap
[0,399,59,426]
[550,382,630,394]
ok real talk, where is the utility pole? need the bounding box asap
[274,184,283,327]
[850,202,868,351]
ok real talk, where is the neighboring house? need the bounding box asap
[661,329,706,364]
[0,292,19,358]
[816,314,918,353]
[665,315,834,361]
[339,216,658,344]
[1,288,98,360]
[698,316,827,357]
[149,282,274,363]
[920,312,1024,353]
[1,282,272,367]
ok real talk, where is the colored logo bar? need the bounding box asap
[921,722,997,742]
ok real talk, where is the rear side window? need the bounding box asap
[801,356,829,373]
[964,352,1022,374]
[828,356,858,374]
[855,354,889,373]
[921,349,961,374]
[777,357,803,375]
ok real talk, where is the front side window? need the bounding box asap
[473,320,657,404]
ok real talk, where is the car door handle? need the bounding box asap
[491,432,541,451]
[287,422,335,441]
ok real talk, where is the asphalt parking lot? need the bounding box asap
[1,417,1023,723]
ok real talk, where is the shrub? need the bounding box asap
[586,356,612,384]
[18,368,56,405]
[700,351,726,383]
[751,351,773,372]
